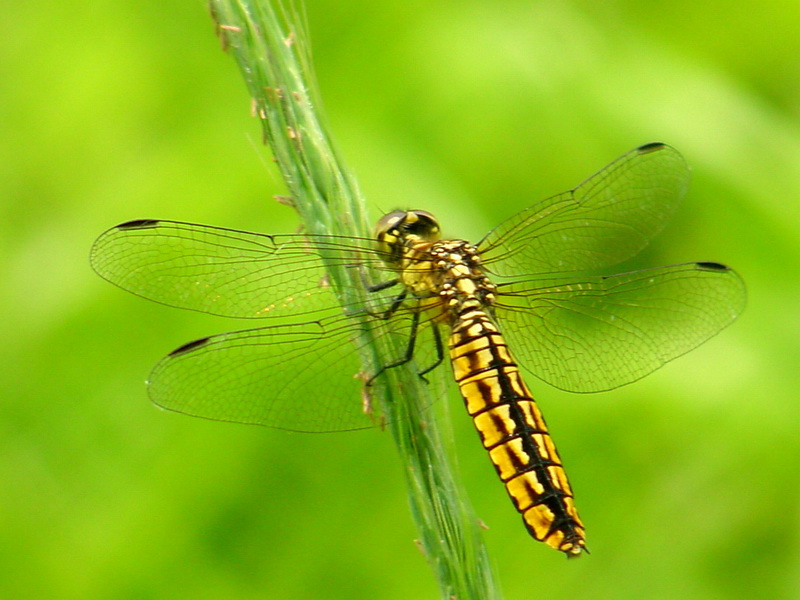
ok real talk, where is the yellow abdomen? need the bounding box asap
[449,308,587,556]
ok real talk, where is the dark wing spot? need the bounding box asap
[117,219,160,230]
[636,141,667,154]
[696,262,730,272]
[169,336,211,356]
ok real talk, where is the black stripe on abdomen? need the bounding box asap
[449,311,586,556]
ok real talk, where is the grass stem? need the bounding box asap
[209,2,502,597]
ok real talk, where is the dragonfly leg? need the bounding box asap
[343,265,402,317]
[367,278,400,293]
[366,309,421,385]
[346,260,399,297]
[379,289,408,320]
[362,284,408,320]
[417,323,444,378]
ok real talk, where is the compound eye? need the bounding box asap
[402,210,440,239]
[374,210,407,238]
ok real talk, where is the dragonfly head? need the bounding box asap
[375,210,441,265]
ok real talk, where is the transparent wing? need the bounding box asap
[92,218,449,432]
[147,309,440,432]
[494,262,746,392]
[478,143,690,276]
[90,219,391,319]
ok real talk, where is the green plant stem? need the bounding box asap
[208,1,501,597]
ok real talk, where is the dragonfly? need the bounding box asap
[91,142,746,557]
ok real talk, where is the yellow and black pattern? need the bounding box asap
[91,143,746,557]
[378,213,587,555]
[418,233,585,555]
[450,308,585,556]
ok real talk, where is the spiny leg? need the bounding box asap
[363,277,442,383]
[366,309,422,385]
[367,278,400,293]
[364,273,407,320]
[417,323,444,378]
[343,264,401,318]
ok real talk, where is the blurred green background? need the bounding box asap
[2,1,798,598]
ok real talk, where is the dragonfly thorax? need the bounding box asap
[429,241,497,319]
[394,237,498,325]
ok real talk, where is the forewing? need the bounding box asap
[495,262,746,392]
[90,219,385,319]
[479,143,690,276]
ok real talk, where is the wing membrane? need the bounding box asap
[494,262,746,392]
[93,144,743,432]
[147,310,437,432]
[479,143,690,276]
[90,220,390,319]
